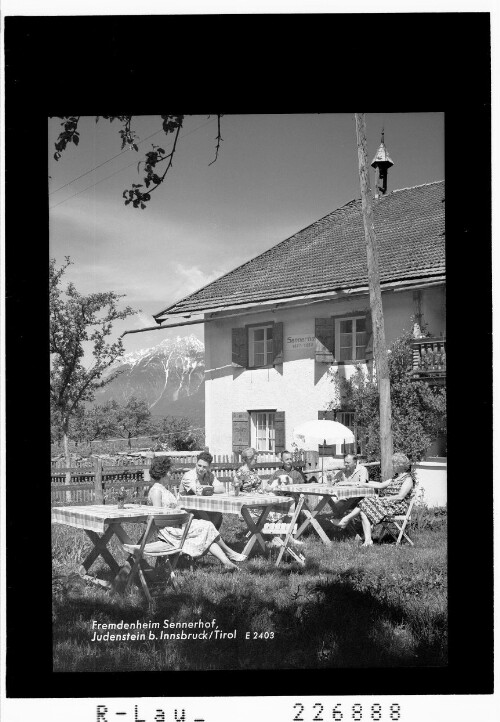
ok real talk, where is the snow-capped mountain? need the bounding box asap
[93,335,205,423]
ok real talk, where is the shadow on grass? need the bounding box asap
[53,561,447,671]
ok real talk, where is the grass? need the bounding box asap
[52,509,447,671]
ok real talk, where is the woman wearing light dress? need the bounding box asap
[233,447,262,492]
[125,456,246,570]
[335,452,415,547]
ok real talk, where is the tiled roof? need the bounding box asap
[156,181,445,318]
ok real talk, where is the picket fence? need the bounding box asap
[51,452,307,506]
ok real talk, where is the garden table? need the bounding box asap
[51,504,183,588]
[276,484,378,545]
[178,492,294,556]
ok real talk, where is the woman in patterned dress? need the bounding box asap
[124,456,246,569]
[336,452,414,546]
[233,447,262,492]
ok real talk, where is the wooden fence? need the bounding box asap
[51,452,307,506]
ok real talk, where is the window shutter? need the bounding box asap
[232,327,248,367]
[318,410,335,421]
[232,412,250,453]
[364,309,373,361]
[273,322,284,365]
[315,318,335,363]
[274,411,286,453]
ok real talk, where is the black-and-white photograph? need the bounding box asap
[48,112,448,672]
[2,10,494,717]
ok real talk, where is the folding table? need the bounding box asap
[178,492,294,556]
[51,504,183,588]
[277,484,378,545]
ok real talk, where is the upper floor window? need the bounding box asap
[232,322,283,369]
[249,325,274,368]
[336,316,366,361]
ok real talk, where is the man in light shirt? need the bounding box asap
[330,454,369,526]
[334,454,369,486]
[178,451,223,530]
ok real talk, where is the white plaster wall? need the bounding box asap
[204,287,446,454]
[414,460,447,507]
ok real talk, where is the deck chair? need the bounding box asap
[264,494,306,567]
[124,512,194,604]
[376,486,418,546]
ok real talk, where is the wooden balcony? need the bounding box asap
[410,337,446,384]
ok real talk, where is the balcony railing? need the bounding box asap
[410,337,446,383]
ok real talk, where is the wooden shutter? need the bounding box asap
[232,412,250,453]
[364,309,373,361]
[274,411,286,453]
[273,322,284,365]
[315,318,334,363]
[232,327,248,367]
[318,410,335,421]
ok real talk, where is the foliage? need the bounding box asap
[71,401,121,444]
[51,115,224,209]
[115,396,152,448]
[152,415,204,451]
[50,257,136,460]
[329,330,447,463]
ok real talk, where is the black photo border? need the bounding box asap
[4,11,492,700]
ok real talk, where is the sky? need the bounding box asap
[48,113,444,358]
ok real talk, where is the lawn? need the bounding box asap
[52,510,447,671]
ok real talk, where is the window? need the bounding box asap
[251,411,276,452]
[335,316,366,362]
[249,324,274,368]
[336,411,356,430]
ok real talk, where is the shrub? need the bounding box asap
[329,329,446,464]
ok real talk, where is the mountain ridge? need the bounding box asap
[93,334,205,424]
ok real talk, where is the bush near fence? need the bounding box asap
[51,452,307,506]
[51,436,157,458]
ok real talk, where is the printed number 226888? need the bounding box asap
[293,703,402,721]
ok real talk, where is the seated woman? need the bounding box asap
[125,456,246,570]
[233,447,262,493]
[334,452,414,547]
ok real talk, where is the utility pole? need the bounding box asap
[354,113,393,481]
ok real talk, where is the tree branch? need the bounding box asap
[208,114,224,166]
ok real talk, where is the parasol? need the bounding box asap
[292,420,355,477]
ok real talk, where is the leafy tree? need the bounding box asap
[71,401,121,445]
[329,330,446,466]
[50,257,135,478]
[115,396,152,448]
[153,416,204,451]
[51,115,223,209]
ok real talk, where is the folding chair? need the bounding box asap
[265,494,306,567]
[124,512,194,604]
[376,487,417,546]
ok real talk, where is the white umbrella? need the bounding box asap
[292,420,355,477]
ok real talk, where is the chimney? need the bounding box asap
[371,130,394,199]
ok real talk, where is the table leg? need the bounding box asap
[294,496,332,545]
[241,506,272,556]
[81,527,120,575]
[111,522,154,589]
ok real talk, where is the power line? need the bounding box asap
[49,116,217,209]
[49,127,165,195]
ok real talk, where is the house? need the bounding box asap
[154,175,445,457]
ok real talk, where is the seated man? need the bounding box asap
[178,451,223,530]
[334,454,369,485]
[262,451,306,543]
[330,453,369,522]
[264,450,306,491]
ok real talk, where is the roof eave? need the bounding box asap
[155,274,446,322]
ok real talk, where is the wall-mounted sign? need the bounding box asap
[286,334,315,350]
